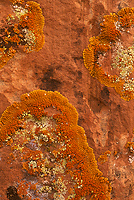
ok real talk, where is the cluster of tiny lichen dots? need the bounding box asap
[0,90,111,200]
[83,7,134,101]
[0,0,44,69]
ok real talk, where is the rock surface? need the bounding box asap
[0,0,134,199]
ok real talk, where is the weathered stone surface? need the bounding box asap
[0,0,134,199]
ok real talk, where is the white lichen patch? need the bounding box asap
[23,28,36,45]
[111,43,134,93]
[52,162,65,175]
[39,185,52,193]
[128,155,134,163]
[12,5,28,19]
[28,160,37,169]
[8,112,76,199]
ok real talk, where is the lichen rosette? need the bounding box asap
[0,90,111,199]
[83,7,134,101]
[0,0,45,68]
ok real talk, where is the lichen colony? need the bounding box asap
[83,7,134,101]
[0,0,44,68]
[0,90,111,200]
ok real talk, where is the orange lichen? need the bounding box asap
[0,0,45,69]
[99,13,120,42]
[19,1,45,52]
[0,90,111,199]
[9,0,24,4]
[98,151,111,164]
[17,180,29,198]
[113,150,118,157]
[118,7,134,28]
[0,47,16,68]
[83,7,134,101]
[30,183,37,191]
[125,142,134,153]
[5,34,21,45]
[13,24,20,34]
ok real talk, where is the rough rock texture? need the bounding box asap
[0,0,134,199]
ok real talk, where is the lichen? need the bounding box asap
[0,90,111,199]
[125,142,134,153]
[0,0,45,69]
[98,151,111,164]
[9,0,24,4]
[83,7,134,101]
